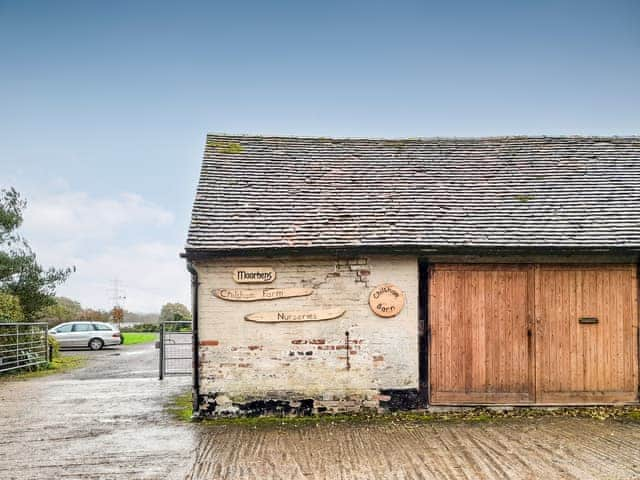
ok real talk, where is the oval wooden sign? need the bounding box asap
[369,284,405,318]
[233,267,276,284]
[244,308,346,323]
[213,287,313,302]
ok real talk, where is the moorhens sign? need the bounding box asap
[232,267,276,284]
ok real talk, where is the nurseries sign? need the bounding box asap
[369,284,405,318]
[245,308,346,323]
[233,267,276,284]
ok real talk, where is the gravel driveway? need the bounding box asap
[1,343,640,480]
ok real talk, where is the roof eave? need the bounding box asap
[182,244,640,261]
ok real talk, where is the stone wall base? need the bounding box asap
[198,389,423,417]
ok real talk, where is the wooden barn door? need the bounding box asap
[535,265,638,404]
[429,265,534,404]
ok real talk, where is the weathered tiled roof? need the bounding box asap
[186,134,640,253]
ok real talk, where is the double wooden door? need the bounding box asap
[429,264,638,405]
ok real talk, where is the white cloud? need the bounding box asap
[17,187,188,313]
[24,191,173,241]
[55,242,190,313]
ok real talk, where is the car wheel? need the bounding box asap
[120,334,125,345]
[89,338,104,351]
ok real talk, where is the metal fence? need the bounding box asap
[0,322,49,374]
[158,321,192,379]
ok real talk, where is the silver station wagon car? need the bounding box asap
[49,321,121,350]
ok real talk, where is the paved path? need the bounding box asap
[2,343,640,479]
[0,342,195,480]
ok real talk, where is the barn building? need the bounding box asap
[183,134,640,416]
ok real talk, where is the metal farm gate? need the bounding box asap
[158,321,193,379]
[0,322,49,374]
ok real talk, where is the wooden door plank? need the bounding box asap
[527,265,536,403]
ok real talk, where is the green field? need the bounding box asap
[122,332,157,345]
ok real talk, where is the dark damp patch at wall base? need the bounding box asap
[228,398,315,417]
[379,389,423,411]
[201,394,317,417]
[199,389,425,418]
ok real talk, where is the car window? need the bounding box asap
[72,323,94,332]
[93,324,112,331]
[55,324,73,333]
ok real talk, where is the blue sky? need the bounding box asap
[1,0,638,311]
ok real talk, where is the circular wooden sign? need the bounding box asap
[369,284,405,318]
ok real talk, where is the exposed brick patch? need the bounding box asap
[309,339,326,344]
[373,355,384,362]
[332,258,372,285]
[200,340,219,346]
[238,363,251,368]
[348,258,368,265]
[291,339,307,345]
[317,345,335,350]
[248,345,261,350]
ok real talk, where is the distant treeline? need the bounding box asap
[36,296,162,327]
[121,323,159,332]
[36,297,190,328]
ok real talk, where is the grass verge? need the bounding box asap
[167,392,195,422]
[122,332,157,345]
[165,391,640,427]
[0,355,86,382]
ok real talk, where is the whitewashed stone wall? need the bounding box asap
[194,255,419,414]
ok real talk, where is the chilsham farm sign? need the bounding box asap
[213,287,313,302]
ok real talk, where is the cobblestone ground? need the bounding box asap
[2,345,640,479]
[187,416,640,480]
